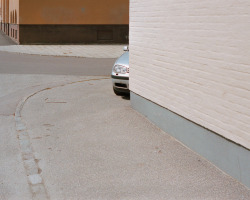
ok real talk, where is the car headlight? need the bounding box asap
[113,65,128,74]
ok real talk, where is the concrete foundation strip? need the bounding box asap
[14,77,110,200]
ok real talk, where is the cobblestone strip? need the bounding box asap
[14,77,110,200]
[15,92,50,200]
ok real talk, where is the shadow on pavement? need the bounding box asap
[0,31,17,46]
[122,93,130,100]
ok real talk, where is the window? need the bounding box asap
[10,11,12,23]
[14,10,17,24]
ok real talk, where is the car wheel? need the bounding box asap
[113,87,123,95]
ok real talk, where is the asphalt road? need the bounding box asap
[0,31,115,76]
[0,51,115,76]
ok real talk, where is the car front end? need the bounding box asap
[111,51,129,95]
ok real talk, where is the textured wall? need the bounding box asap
[0,0,1,16]
[18,25,128,44]
[9,0,19,24]
[0,0,19,24]
[130,0,250,149]
[19,0,129,25]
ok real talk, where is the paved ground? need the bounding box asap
[0,31,250,199]
[11,76,250,199]
[0,51,115,76]
[1,74,250,200]
[0,29,117,76]
[0,30,125,58]
[0,73,83,200]
[0,31,16,46]
[0,45,125,58]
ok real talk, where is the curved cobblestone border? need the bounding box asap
[14,77,110,199]
[15,89,51,200]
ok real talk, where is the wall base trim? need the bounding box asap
[131,92,250,188]
[19,24,129,44]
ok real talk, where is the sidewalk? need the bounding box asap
[13,75,250,200]
[0,30,125,58]
[0,45,125,58]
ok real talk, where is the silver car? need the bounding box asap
[111,46,129,95]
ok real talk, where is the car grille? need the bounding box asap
[115,83,127,89]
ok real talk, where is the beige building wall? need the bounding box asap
[0,0,4,23]
[19,0,128,25]
[130,0,250,149]
[0,0,2,21]
[9,0,19,24]
[0,0,19,25]
[1,0,129,44]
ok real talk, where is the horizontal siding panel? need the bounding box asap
[130,0,250,149]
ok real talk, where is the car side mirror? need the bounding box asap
[123,46,129,51]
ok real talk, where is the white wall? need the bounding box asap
[130,0,250,149]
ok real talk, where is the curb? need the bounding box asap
[15,91,50,200]
[14,77,110,199]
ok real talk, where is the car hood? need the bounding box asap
[115,52,129,67]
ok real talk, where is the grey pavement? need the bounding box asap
[0,115,31,200]
[0,31,125,58]
[0,51,115,76]
[0,74,91,200]
[0,31,16,46]
[0,74,110,200]
[0,45,125,58]
[0,31,118,76]
[0,30,250,199]
[1,74,248,200]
